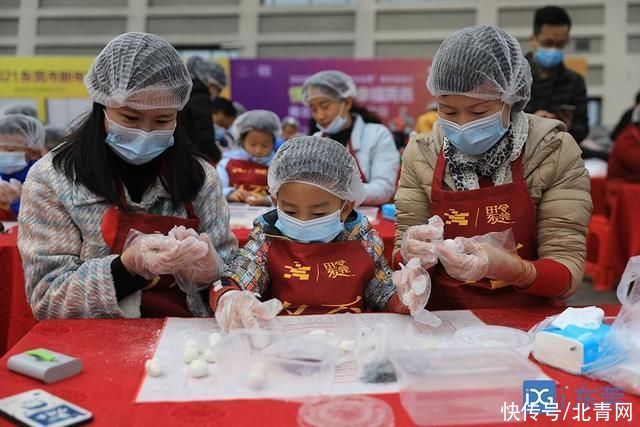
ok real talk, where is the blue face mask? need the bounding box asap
[438,108,509,156]
[105,113,175,165]
[249,153,273,166]
[0,152,28,175]
[317,103,347,135]
[214,126,225,142]
[534,48,564,69]
[275,205,345,243]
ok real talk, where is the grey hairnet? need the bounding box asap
[302,70,357,104]
[0,114,45,149]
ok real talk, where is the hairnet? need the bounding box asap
[84,32,193,110]
[281,116,300,128]
[426,25,532,112]
[302,70,357,103]
[268,136,366,207]
[0,114,45,150]
[186,56,227,89]
[235,110,282,141]
[1,103,38,118]
[44,126,65,150]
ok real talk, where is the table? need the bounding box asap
[1,305,637,427]
[0,219,397,356]
[0,229,28,357]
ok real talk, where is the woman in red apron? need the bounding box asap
[18,33,237,320]
[211,136,411,332]
[394,26,591,309]
[301,70,400,206]
[216,110,281,207]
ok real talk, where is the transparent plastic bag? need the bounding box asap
[530,256,640,395]
[392,258,441,327]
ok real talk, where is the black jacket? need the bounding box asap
[524,52,589,143]
[180,79,221,164]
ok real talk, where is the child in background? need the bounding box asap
[217,110,280,207]
[211,136,412,332]
[0,114,44,221]
[211,96,238,152]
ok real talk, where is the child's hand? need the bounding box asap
[228,189,249,203]
[245,195,271,207]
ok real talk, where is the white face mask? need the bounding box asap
[316,103,347,135]
[0,152,28,175]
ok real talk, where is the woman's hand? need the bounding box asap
[400,215,444,269]
[215,289,282,333]
[228,189,249,203]
[0,179,22,205]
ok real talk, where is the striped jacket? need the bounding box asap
[18,153,237,319]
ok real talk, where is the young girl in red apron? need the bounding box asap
[217,110,281,207]
[211,136,410,330]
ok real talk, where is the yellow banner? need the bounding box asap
[0,56,94,121]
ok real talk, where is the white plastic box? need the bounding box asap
[390,348,543,426]
[215,331,338,399]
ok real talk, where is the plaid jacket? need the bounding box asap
[18,153,237,319]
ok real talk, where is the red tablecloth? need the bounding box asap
[0,306,636,427]
[602,183,640,278]
[0,220,397,355]
[0,230,28,357]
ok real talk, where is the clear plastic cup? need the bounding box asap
[297,395,394,427]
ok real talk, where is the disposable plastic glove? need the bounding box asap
[0,178,22,205]
[168,226,221,286]
[215,289,283,333]
[392,257,441,327]
[436,237,536,287]
[399,215,444,269]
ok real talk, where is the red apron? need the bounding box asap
[101,202,200,317]
[429,149,558,309]
[225,158,269,195]
[0,204,16,221]
[265,237,374,315]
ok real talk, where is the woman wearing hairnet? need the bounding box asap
[216,110,280,206]
[0,114,44,221]
[395,26,591,309]
[211,136,414,331]
[302,70,400,206]
[18,33,237,319]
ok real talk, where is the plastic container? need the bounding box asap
[215,330,338,399]
[390,348,543,426]
[358,206,380,224]
[455,325,534,356]
[298,395,394,427]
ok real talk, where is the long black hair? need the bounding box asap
[53,102,206,209]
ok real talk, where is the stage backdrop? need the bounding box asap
[229,59,434,134]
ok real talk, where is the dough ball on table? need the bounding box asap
[189,359,208,378]
[183,347,200,364]
[145,358,163,377]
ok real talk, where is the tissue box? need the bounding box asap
[533,324,611,374]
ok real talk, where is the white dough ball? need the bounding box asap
[248,365,267,390]
[145,358,163,377]
[339,339,355,353]
[189,359,208,378]
[203,347,217,363]
[185,339,201,352]
[183,346,200,364]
